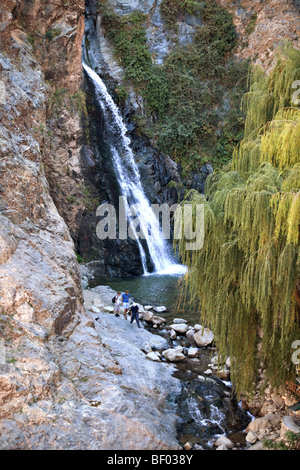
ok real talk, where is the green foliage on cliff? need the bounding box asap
[175,45,300,397]
[99,0,249,172]
[100,8,169,116]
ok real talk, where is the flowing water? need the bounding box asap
[83,61,251,449]
[83,62,187,277]
[89,273,252,448]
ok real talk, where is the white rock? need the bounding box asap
[216,444,229,450]
[204,369,213,375]
[142,311,154,322]
[162,348,186,362]
[146,352,161,362]
[183,442,193,450]
[170,323,189,334]
[210,355,220,365]
[136,303,145,313]
[153,306,167,313]
[214,436,234,449]
[194,324,202,331]
[144,306,153,310]
[90,306,101,314]
[173,318,187,324]
[246,431,258,444]
[193,327,214,347]
[169,329,177,340]
[152,315,166,326]
[186,329,195,341]
[188,347,199,358]
[142,343,152,354]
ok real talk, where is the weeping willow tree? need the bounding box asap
[176,44,300,397]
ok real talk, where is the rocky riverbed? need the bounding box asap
[83,283,252,450]
[83,279,300,451]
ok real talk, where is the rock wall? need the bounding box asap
[217,0,300,69]
[0,2,183,449]
[0,0,85,337]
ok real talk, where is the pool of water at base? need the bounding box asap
[89,273,252,449]
[89,272,198,324]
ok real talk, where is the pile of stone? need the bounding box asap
[87,297,231,381]
[139,307,220,366]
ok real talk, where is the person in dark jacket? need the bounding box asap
[130,302,141,328]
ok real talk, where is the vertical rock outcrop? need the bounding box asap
[217,0,300,68]
[0,0,86,336]
[0,2,182,450]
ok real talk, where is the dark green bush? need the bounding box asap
[99,0,249,172]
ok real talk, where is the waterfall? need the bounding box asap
[83,62,186,276]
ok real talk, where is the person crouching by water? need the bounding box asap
[130,303,141,328]
[122,289,131,320]
[114,291,122,317]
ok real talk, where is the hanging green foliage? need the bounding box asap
[176,44,300,397]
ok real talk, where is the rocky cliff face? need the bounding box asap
[0,1,182,450]
[218,0,300,69]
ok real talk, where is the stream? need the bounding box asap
[83,33,252,449]
[89,273,252,450]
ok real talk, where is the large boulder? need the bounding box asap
[193,327,214,347]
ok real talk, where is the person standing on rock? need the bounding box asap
[122,289,131,320]
[130,303,141,328]
[114,291,122,317]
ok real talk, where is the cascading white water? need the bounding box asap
[83,62,187,275]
